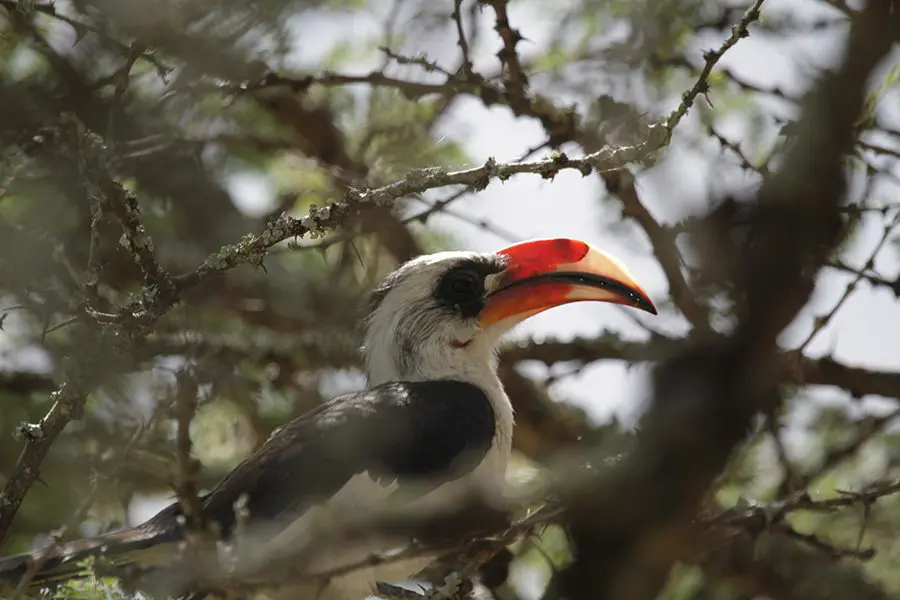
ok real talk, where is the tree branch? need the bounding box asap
[168,136,663,305]
[556,3,899,598]
[694,530,893,600]
[502,335,900,401]
[663,0,767,134]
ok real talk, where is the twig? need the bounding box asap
[480,0,529,104]
[174,371,205,538]
[283,186,517,255]
[10,422,148,596]
[658,56,796,103]
[795,212,900,352]
[501,336,900,401]
[827,259,899,295]
[798,408,900,489]
[664,0,767,134]
[707,124,772,176]
[788,480,900,514]
[0,0,171,80]
[773,524,875,560]
[168,137,662,298]
[380,47,453,75]
[98,167,164,282]
[452,0,473,78]
[0,382,91,543]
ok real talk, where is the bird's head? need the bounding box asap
[363,238,656,386]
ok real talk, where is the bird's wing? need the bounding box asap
[187,378,497,536]
[0,379,495,591]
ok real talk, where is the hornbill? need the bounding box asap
[0,237,655,598]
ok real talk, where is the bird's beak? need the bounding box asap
[478,238,657,329]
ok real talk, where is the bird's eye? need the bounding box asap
[437,268,484,308]
[446,270,480,299]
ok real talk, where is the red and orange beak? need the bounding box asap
[478,238,657,329]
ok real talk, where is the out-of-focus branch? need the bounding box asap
[0,378,93,543]
[555,3,899,598]
[693,530,893,600]
[0,372,56,396]
[828,259,900,296]
[502,336,900,401]
[0,0,171,77]
[799,356,900,399]
[795,212,900,352]
[174,372,204,536]
[6,18,246,253]
[0,117,167,544]
[9,422,149,597]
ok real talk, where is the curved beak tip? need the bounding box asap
[633,294,658,315]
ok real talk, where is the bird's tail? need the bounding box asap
[0,528,165,591]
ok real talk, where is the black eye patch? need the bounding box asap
[434,256,506,319]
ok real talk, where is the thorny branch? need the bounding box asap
[480,0,529,106]
[555,2,899,598]
[796,212,900,352]
[10,422,150,598]
[664,0,768,134]
[452,0,473,77]
[0,117,167,543]
[0,379,93,543]
[170,136,664,299]
[502,335,900,402]
[2,0,900,598]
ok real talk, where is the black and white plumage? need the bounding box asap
[0,238,655,599]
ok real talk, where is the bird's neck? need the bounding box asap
[364,334,515,476]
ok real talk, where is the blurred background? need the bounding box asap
[1,0,899,598]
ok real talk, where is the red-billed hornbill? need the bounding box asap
[0,238,655,598]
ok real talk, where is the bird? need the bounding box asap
[0,237,656,599]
